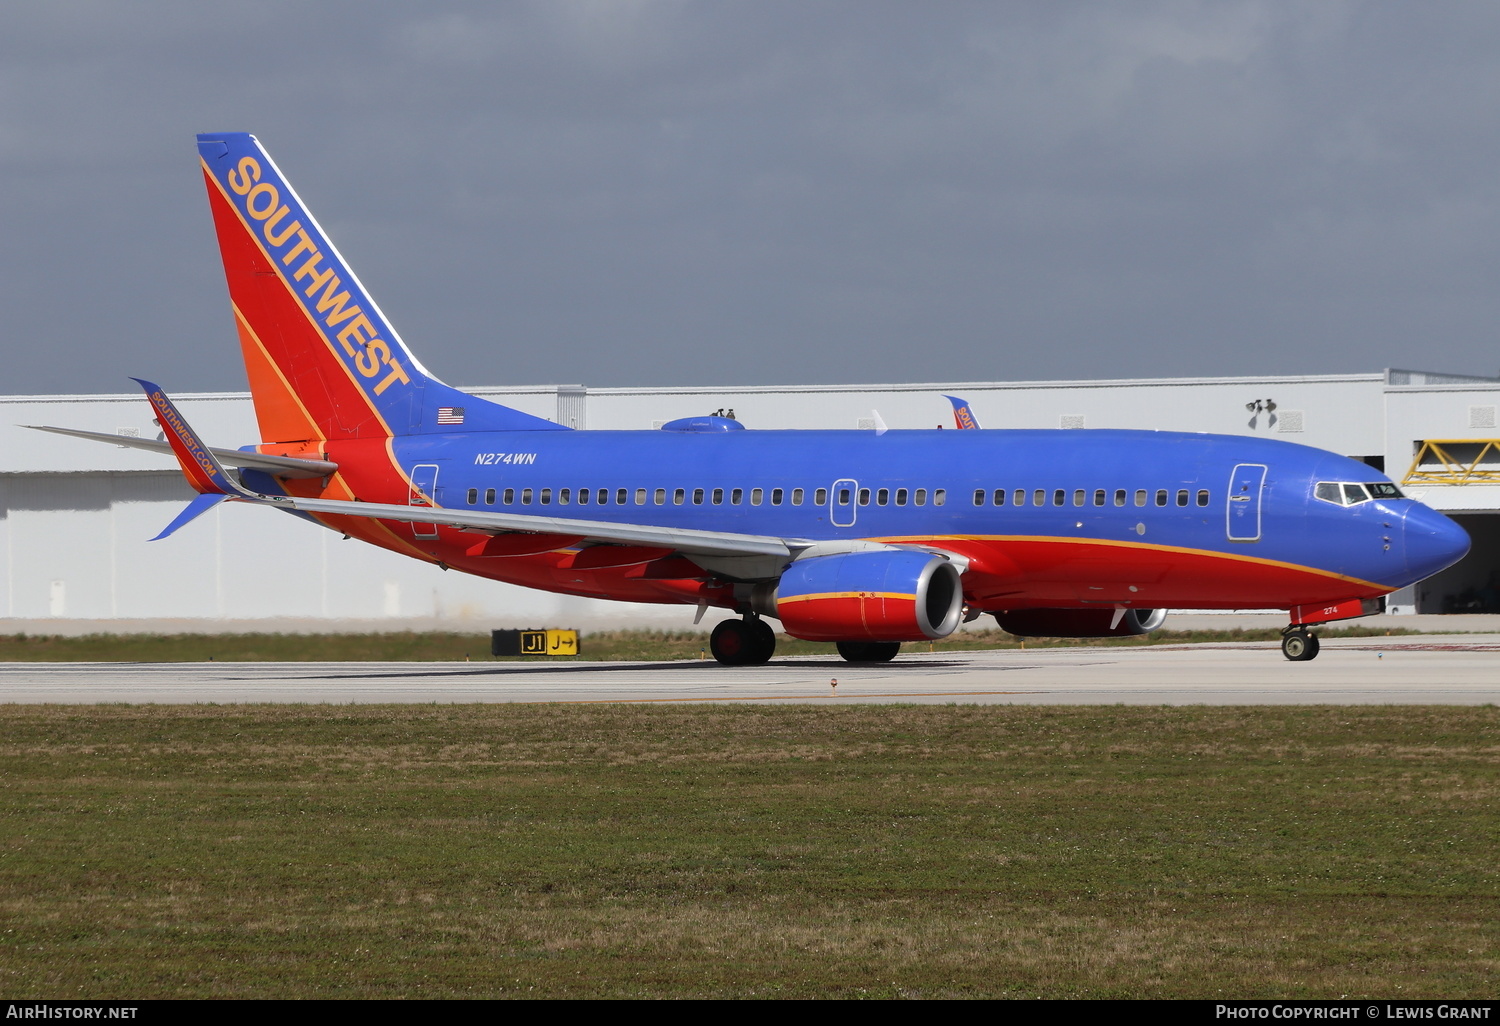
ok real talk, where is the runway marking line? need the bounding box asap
[546,690,1052,704]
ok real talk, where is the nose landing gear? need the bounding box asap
[710,617,776,665]
[1281,627,1320,661]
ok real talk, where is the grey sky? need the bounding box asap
[4,1,1500,396]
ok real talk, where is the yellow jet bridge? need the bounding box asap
[1401,439,1500,486]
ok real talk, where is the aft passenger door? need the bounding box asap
[831,478,857,527]
[1226,463,1267,542]
[409,463,440,539]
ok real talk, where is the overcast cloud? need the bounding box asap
[3,1,1500,395]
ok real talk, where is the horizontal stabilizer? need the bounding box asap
[26,424,337,478]
[151,493,228,541]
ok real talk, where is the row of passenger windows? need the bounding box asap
[461,486,952,508]
[469,486,802,507]
[974,487,1213,508]
[458,483,1210,510]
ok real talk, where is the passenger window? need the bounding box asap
[973,489,986,506]
[933,489,946,506]
[1053,489,1065,506]
[1033,489,1046,506]
[521,488,533,505]
[559,488,570,505]
[631,488,643,505]
[1014,489,1026,506]
[654,488,666,505]
[693,488,704,505]
[1154,489,1167,506]
[541,488,552,505]
[915,489,927,506]
[1073,489,1085,506]
[897,488,909,506]
[792,488,805,505]
[993,489,1006,506]
[771,488,783,505]
[877,488,890,505]
[712,488,723,504]
[732,488,744,504]
[577,488,589,505]
[485,488,496,505]
[858,488,871,506]
[751,488,763,506]
[1134,489,1146,507]
[673,488,685,505]
[503,488,515,504]
[1197,489,1209,506]
[595,488,607,505]
[1093,489,1105,506]
[466,488,478,505]
[1176,489,1188,507]
[815,488,828,505]
[1114,489,1126,507]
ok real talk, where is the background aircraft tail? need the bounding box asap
[197,132,564,444]
[944,395,981,430]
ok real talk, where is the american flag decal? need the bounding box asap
[436,407,465,425]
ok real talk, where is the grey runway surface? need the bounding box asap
[1,634,1497,705]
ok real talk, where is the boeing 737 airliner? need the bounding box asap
[33,133,1472,663]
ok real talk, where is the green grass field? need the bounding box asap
[0,624,1414,662]
[1,703,1494,998]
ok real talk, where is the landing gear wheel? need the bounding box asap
[836,641,901,663]
[1281,630,1320,661]
[748,618,776,665]
[711,618,776,665]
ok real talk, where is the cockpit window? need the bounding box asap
[1315,481,1404,506]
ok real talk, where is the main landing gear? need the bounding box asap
[1281,627,1321,662]
[710,617,776,665]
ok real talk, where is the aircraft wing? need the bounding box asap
[24,424,337,479]
[272,494,808,558]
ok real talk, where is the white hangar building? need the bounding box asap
[1,367,1497,631]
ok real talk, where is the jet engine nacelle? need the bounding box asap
[761,550,964,642]
[994,608,1167,638]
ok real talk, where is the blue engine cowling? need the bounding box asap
[766,550,964,642]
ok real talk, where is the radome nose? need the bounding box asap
[1403,504,1470,581]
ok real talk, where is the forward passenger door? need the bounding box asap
[1226,463,1267,542]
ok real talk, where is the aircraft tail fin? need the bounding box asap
[196,132,564,444]
[944,395,981,430]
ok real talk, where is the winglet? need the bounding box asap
[944,395,981,430]
[131,378,248,497]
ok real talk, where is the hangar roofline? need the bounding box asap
[8,367,1497,405]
